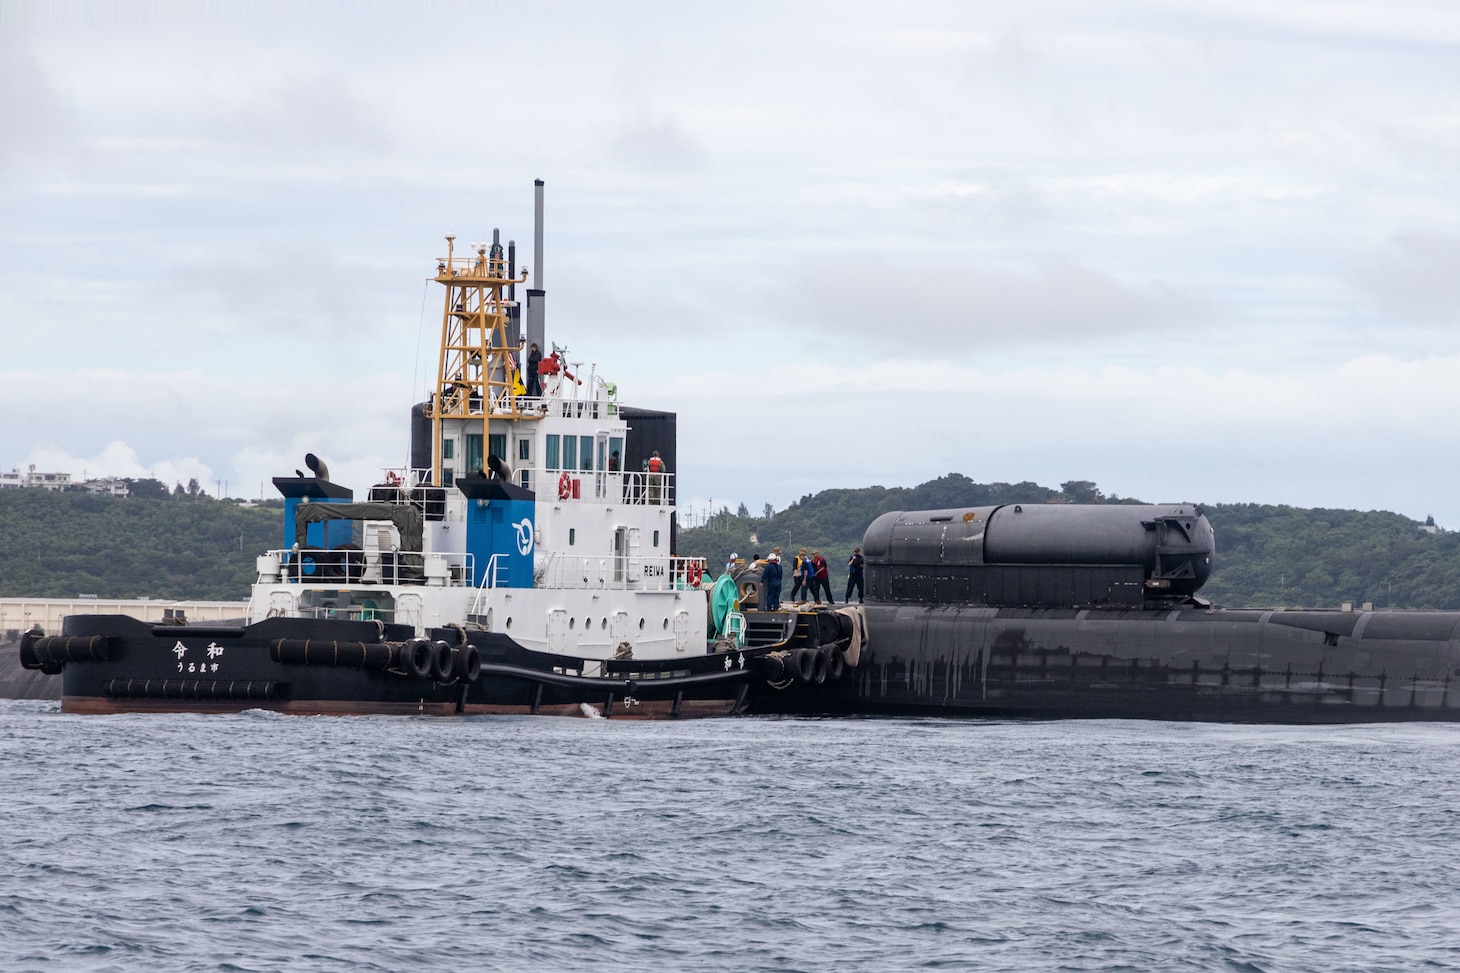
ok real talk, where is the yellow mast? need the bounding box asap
[427,234,533,486]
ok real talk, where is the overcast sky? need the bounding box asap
[4,0,1460,526]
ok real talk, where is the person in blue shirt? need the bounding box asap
[761,551,784,611]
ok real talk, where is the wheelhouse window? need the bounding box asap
[545,435,560,471]
[442,439,455,460]
[466,434,484,474]
[562,435,577,472]
[579,435,594,471]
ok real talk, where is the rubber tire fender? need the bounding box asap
[826,646,846,682]
[457,643,482,683]
[790,647,817,685]
[401,638,433,679]
[810,646,829,686]
[429,640,456,682]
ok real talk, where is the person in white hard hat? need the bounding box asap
[725,553,739,575]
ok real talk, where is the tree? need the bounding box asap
[127,478,170,499]
[187,478,200,498]
[763,503,774,518]
[737,502,749,517]
[1061,480,1104,503]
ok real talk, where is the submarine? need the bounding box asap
[744,502,1460,722]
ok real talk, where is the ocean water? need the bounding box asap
[3,704,1459,973]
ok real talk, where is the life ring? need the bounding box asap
[558,471,572,500]
[688,561,702,586]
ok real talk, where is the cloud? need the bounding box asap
[208,74,392,157]
[0,33,73,166]
[19,440,214,493]
[599,106,705,175]
[668,350,1460,526]
[0,368,416,500]
[1354,233,1460,321]
[147,246,394,336]
[783,255,1202,347]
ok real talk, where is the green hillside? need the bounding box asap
[1,474,1454,610]
[676,475,1458,611]
[0,485,281,600]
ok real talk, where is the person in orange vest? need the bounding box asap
[647,450,665,503]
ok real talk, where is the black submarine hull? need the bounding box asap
[747,503,1460,722]
[749,604,1460,722]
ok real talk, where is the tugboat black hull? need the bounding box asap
[32,614,799,719]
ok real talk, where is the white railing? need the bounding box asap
[520,466,676,505]
[262,549,476,587]
[480,553,509,589]
[509,395,613,420]
[533,555,708,592]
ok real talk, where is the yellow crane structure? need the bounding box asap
[427,234,534,486]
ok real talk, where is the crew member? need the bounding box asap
[761,551,783,611]
[811,550,833,604]
[845,546,865,603]
[791,549,811,603]
[647,450,665,504]
[526,343,543,397]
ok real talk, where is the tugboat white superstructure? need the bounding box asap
[23,182,867,717]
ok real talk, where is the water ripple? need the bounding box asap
[4,704,1460,971]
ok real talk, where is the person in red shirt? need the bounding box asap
[811,550,834,605]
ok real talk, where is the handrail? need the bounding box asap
[523,467,676,505]
[260,549,475,587]
[259,548,708,594]
[535,555,708,592]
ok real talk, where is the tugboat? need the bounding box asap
[19,182,865,717]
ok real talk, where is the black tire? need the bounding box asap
[337,545,364,583]
[458,644,482,683]
[827,647,846,681]
[401,638,432,678]
[810,646,829,686]
[760,653,786,682]
[430,640,455,682]
[791,648,816,685]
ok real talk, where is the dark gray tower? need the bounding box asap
[525,179,546,354]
